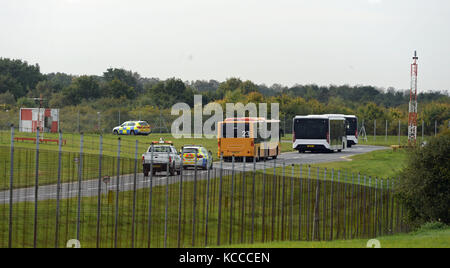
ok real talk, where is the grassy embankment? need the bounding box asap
[223,223,450,248]
[267,149,408,185]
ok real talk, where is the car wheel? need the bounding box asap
[130,130,135,136]
[113,130,119,135]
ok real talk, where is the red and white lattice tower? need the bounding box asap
[408,51,419,145]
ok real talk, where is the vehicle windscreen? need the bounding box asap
[148,146,172,153]
[294,119,328,139]
[346,117,358,136]
[139,122,149,126]
[221,123,250,138]
[182,148,198,154]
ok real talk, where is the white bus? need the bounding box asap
[292,114,347,153]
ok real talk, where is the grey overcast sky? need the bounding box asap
[1,0,449,91]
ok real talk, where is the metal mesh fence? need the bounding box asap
[0,131,408,248]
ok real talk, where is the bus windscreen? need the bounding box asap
[294,119,328,139]
[222,123,250,138]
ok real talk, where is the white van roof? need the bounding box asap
[294,114,346,120]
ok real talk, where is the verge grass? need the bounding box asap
[222,225,450,248]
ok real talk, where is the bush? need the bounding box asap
[416,222,448,233]
[396,131,450,228]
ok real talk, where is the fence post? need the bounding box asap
[271,157,277,242]
[329,169,334,241]
[290,164,295,241]
[33,127,40,248]
[312,167,320,241]
[217,153,223,246]
[76,133,84,242]
[55,131,63,248]
[131,140,138,248]
[362,176,367,237]
[281,161,286,241]
[261,159,267,243]
[96,135,103,248]
[435,120,437,136]
[306,166,311,241]
[240,156,247,244]
[114,137,121,248]
[385,120,388,142]
[374,119,376,142]
[205,152,211,247]
[251,154,257,244]
[398,119,401,145]
[229,155,235,245]
[8,125,14,248]
[350,173,355,239]
[374,177,378,238]
[380,178,383,236]
[343,172,347,239]
[335,170,341,239]
[321,168,327,241]
[298,165,303,241]
[390,180,395,234]
[164,150,170,248]
[147,144,154,248]
[422,120,424,142]
[192,153,198,247]
[356,173,361,238]
[178,148,185,248]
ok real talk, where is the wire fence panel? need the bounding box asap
[0,132,410,248]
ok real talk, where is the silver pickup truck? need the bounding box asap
[142,141,182,176]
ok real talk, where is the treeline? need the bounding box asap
[0,58,449,134]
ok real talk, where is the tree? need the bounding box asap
[396,131,450,227]
[146,78,194,108]
[0,74,24,98]
[103,68,140,95]
[240,80,259,94]
[0,58,43,98]
[62,76,101,105]
[0,91,15,106]
[105,78,135,99]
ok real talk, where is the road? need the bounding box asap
[0,145,387,204]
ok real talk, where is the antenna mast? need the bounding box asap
[408,51,419,145]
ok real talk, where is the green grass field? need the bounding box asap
[265,149,408,186]
[309,149,408,179]
[223,224,450,248]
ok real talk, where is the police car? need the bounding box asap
[113,121,151,136]
[181,145,213,170]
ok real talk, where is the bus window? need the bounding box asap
[346,118,358,136]
[294,119,328,140]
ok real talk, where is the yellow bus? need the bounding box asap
[217,117,281,161]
